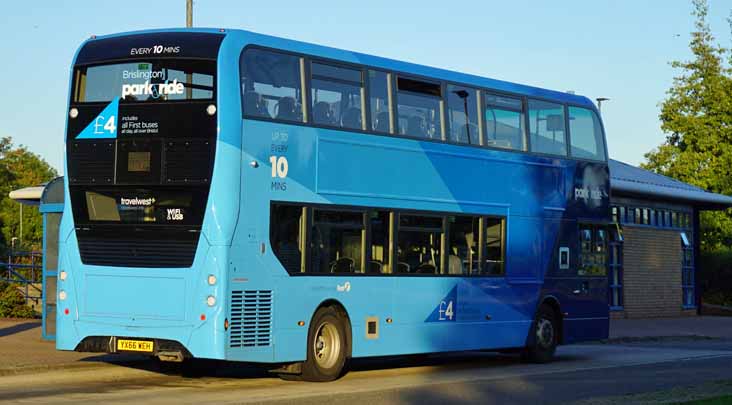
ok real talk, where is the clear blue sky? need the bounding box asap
[1,0,730,174]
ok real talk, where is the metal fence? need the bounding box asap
[1,250,43,306]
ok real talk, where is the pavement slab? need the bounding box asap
[0,319,144,375]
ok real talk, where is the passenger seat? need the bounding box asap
[375,111,390,132]
[244,92,269,118]
[276,97,300,121]
[313,101,335,125]
[341,107,362,130]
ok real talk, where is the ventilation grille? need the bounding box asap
[229,290,272,348]
[77,237,197,268]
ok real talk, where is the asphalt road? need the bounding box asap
[1,340,732,404]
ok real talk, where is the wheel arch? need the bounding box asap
[539,295,564,345]
[311,299,353,358]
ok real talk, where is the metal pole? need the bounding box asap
[596,97,609,114]
[19,204,22,248]
[186,0,193,27]
[185,0,193,99]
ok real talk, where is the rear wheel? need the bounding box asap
[522,304,558,363]
[300,306,349,382]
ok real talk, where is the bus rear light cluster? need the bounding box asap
[207,274,217,286]
[206,104,216,116]
[206,295,216,307]
[59,271,67,281]
[59,290,67,301]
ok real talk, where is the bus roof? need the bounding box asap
[81,27,597,109]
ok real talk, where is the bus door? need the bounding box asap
[569,224,610,338]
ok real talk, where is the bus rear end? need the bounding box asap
[57,30,235,361]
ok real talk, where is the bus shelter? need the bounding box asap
[9,177,64,340]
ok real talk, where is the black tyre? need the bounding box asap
[300,306,349,382]
[522,304,558,363]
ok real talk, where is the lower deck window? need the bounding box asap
[270,205,303,274]
[447,216,479,275]
[270,203,505,276]
[397,215,443,274]
[310,210,364,274]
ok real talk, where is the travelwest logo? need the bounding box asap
[122,80,184,99]
[120,197,155,206]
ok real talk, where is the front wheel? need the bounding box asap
[522,304,558,363]
[300,306,349,382]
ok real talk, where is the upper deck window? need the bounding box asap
[528,99,567,156]
[484,94,526,151]
[310,62,364,130]
[240,48,305,123]
[396,77,442,140]
[568,106,606,161]
[368,70,391,133]
[446,85,479,145]
[73,59,215,103]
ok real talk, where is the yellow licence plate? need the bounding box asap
[117,339,154,353]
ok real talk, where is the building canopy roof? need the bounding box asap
[610,159,732,209]
[8,186,44,206]
[8,177,64,207]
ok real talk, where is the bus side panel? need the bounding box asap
[453,278,538,350]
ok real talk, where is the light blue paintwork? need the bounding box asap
[57,28,610,363]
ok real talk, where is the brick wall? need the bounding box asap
[619,227,688,318]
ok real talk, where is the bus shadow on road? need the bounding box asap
[94,349,591,380]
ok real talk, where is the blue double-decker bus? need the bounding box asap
[58,28,610,381]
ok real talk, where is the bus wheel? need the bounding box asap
[522,304,557,363]
[301,306,348,382]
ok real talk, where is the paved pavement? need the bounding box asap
[0,319,143,375]
[609,315,732,339]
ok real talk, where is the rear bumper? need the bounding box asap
[74,336,191,358]
[56,319,227,360]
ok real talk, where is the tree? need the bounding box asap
[0,137,58,253]
[643,0,732,251]
[0,281,36,318]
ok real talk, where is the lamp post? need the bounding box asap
[186,0,193,27]
[596,97,610,114]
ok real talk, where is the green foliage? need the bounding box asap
[643,0,732,251]
[0,136,58,253]
[0,281,37,318]
[700,248,732,304]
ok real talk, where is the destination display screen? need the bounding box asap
[72,59,216,104]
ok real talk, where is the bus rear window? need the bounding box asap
[75,188,205,225]
[73,59,215,103]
